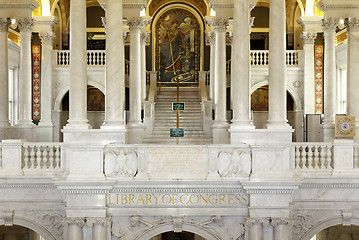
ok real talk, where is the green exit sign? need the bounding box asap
[170,128,184,137]
[172,102,185,111]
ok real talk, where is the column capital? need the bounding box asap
[140,32,149,44]
[206,17,229,32]
[346,17,359,33]
[127,17,150,31]
[0,18,10,31]
[62,217,85,227]
[39,32,55,45]
[85,217,111,227]
[271,218,294,227]
[245,218,270,227]
[301,32,317,45]
[206,32,216,45]
[18,18,34,32]
[322,17,339,32]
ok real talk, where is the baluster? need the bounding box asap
[320,146,326,168]
[261,52,265,65]
[55,146,61,169]
[42,147,48,169]
[295,146,300,168]
[95,52,99,65]
[326,145,333,169]
[265,52,269,65]
[103,52,106,65]
[300,146,306,169]
[313,146,319,169]
[250,52,253,65]
[87,52,90,65]
[286,52,289,65]
[23,146,30,169]
[293,52,296,65]
[354,146,358,168]
[49,147,55,169]
[63,52,66,65]
[66,52,69,65]
[57,52,60,65]
[35,146,42,169]
[307,145,314,169]
[99,52,103,65]
[29,146,35,169]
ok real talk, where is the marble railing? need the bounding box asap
[293,143,333,172]
[1,140,359,179]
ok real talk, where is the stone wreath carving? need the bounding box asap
[104,148,138,178]
[291,210,316,240]
[216,149,251,178]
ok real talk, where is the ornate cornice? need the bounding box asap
[110,187,245,194]
[61,189,110,195]
[0,184,56,189]
[0,2,39,11]
[0,18,10,31]
[245,189,295,194]
[300,183,359,188]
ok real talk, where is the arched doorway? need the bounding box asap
[150,231,206,240]
[0,225,45,240]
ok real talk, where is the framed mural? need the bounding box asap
[155,8,201,86]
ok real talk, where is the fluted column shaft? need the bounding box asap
[322,17,338,127]
[0,19,10,127]
[272,219,291,240]
[267,0,288,128]
[128,19,143,125]
[65,218,84,240]
[301,32,317,114]
[88,218,109,240]
[18,18,34,126]
[231,0,252,127]
[141,32,148,105]
[39,32,55,126]
[346,18,359,123]
[208,32,215,102]
[102,0,125,128]
[67,0,89,128]
[213,18,228,124]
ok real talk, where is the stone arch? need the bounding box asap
[135,223,221,240]
[0,217,57,240]
[250,80,303,110]
[54,81,105,111]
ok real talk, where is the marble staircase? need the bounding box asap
[143,87,212,144]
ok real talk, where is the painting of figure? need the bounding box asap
[155,8,201,86]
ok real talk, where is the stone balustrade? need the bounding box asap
[0,140,358,179]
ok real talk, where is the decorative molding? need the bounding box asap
[110,187,245,194]
[0,2,39,11]
[346,17,359,33]
[206,17,229,32]
[173,217,183,233]
[271,218,294,227]
[39,32,55,46]
[62,217,85,228]
[301,32,317,45]
[86,217,111,227]
[245,218,270,227]
[246,189,295,194]
[3,210,14,226]
[17,18,34,32]
[104,148,139,179]
[300,183,359,188]
[322,17,339,32]
[0,184,56,189]
[61,189,110,195]
[291,210,316,240]
[0,18,10,31]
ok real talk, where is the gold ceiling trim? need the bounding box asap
[149,0,207,17]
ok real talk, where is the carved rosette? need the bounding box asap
[0,18,10,32]
[322,17,339,32]
[39,32,56,46]
[346,17,359,33]
[17,18,34,32]
[301,32,317,45]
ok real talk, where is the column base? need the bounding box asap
[64,120,90,130]
[213,121,229,144]
[101,121,126,130]
[127,122,145,144]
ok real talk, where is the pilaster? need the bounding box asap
[63,217,85,240]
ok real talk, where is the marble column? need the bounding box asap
[212,17,229,144]
[346,18,359,128]
[38,32,55,126]
[231,0,253,128]
[141,32,149,105]
[17,18,34,126]
[322,17,339,141]
[65,218,84,240]
[0,18,10,127]
[301,32,317,114]
[246,218,269,240]
[207,32,215,102]
[66,0,89,128]
[127,18,144,143]
[272,219,292,240]
[267,0,290,128]
[87,218,110,240]
[102,0,125,128]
